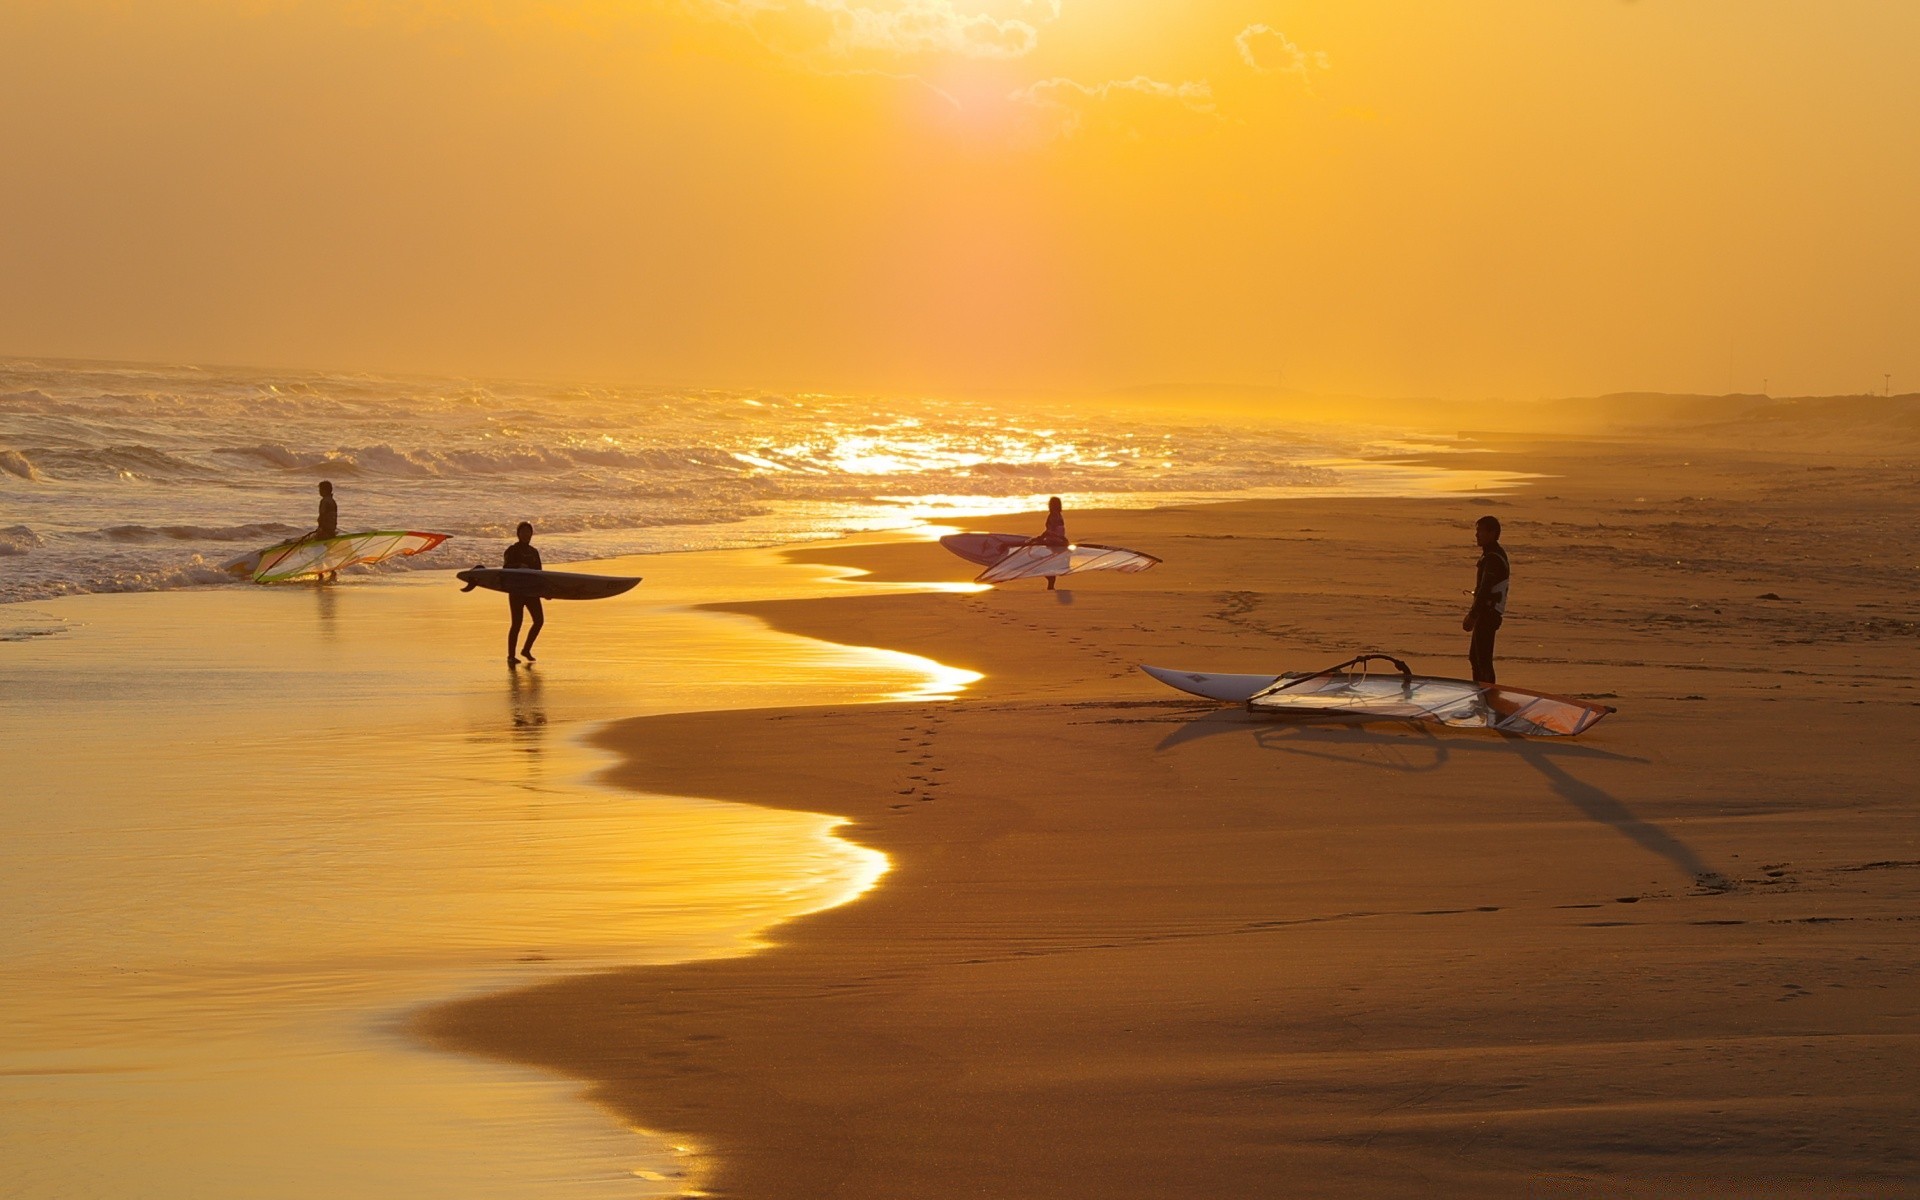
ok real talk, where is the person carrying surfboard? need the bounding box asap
[1462,515,1510,683]
[504,522,544,667]
[1024,496,1069,590]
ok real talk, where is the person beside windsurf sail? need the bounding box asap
[960,498,1161,587]
[308,480,340,579]
[1462,515,1510,683]
[1025,496,1069,590]
[311,480,339,541]
[503,522,544,667]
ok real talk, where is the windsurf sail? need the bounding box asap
[975,542,1161,585]
[939,532,1034,567]
[231,531,450,583]
[1243,654,1614,737]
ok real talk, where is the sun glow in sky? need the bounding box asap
[1,1,1914,397]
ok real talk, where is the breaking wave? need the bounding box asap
[1,449,43,481]
[90,522,303,544]
[0,525,41,556]
[0,356,1439,602]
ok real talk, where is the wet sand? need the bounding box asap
[0,546,973,1198]
[427,437,1920,1197]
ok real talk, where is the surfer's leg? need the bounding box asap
[521,597,544,660]
[1046,575,1057,590]
[1469,622,1497,684]
[507,596,526,664]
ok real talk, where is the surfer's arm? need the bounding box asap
[1464,556,1503,627]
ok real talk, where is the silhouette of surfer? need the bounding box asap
[310,480,340,580]
[313,480,338,540]
[1462,515,1510,684]
[1025,496,1069,591]
[504,521,544,667]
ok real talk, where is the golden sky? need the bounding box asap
[1,1,1914,397]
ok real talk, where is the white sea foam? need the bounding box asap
[0,358,1467,603]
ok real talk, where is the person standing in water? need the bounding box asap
[504,521,544,667]
[312,480,338,540]
[1028,496,1069,591]
[1462,515,1510,684]
[309,480,341,580]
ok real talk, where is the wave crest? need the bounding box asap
[0,525,41,555]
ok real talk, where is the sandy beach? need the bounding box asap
[424,434,1920,1198]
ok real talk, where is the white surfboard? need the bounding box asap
[1138,665,1285,703]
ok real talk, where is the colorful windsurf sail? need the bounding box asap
[975,542,1161,585]
[1243,654,1614,737]
[229,531,450,583]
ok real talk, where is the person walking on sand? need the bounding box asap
[504,521,545,667]
[1026,496,1070,591]
[1462,514,1510,684]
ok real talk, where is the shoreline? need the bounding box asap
[0,449,1528,607]
[423,435,1920,1197]
[0,543,982,1198]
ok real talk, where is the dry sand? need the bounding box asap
[425,436,1920,1197]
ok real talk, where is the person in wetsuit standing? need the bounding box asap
[504,521,544,666]
[1462,514,1510,684]
[313,481,338,540]
[1029,496,1069,591]
[310,480,341,580]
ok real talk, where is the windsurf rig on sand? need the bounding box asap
[1141,653,1615,737]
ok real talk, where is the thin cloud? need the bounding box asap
[707,0,1048,61]
[1235,24,1330,77]
[1010,75,1219,140]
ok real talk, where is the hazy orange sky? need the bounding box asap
[1,1,1914,397]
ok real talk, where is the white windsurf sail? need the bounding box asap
[1244,654,1614,737]
[975,542,1161,585]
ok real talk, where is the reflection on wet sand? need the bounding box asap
[508,665,548,744]
[0,545,971,1200]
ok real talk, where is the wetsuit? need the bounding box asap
[1039,510,1068,549]
[315,495,338,539]
[504,540,543,661]
[1467,542,1510,683]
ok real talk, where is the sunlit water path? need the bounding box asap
[0,546,973,1198]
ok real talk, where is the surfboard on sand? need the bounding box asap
[1138,665,1284,702]
[456,567,640,601]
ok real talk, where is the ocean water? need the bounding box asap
[0,357,1446,603]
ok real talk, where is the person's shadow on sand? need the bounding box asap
[1152,709,1721,889]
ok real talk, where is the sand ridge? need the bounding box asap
[423,437,1920,1198]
